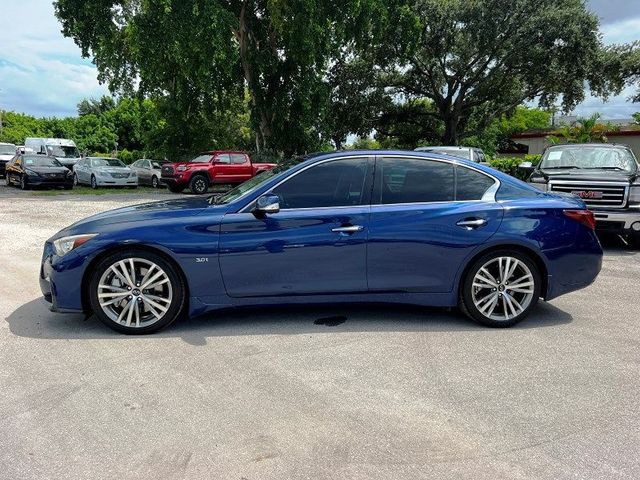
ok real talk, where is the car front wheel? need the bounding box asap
[189,175,209,195]
[20,175,29,190]
[88,250,186,334]
[151,175,159,188]
[91,175,98,189]
[460,250,541,327]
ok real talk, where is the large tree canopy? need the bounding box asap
[369,0,620,145]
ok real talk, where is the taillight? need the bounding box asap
[563,209,596,230]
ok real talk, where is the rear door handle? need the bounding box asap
[331,225,364,234]
[456,218,487,229]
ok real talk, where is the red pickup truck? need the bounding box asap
[161,151,276,194]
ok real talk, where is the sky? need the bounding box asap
[0,0,638,120]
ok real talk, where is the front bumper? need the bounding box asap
[592,209,640,233]
[160,175,186,187]
[28,176,74,188]
[95,175,138,187]
[40,241,85,313]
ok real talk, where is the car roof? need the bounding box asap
[200,151,247,155]
[547,143,631,149]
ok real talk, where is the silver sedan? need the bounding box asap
[129,159,165,188]
[73,157,138,189]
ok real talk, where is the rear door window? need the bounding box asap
[216,154,231,164]
[376,157,454,204]
[231,154,246,164]
[455,166,496,201]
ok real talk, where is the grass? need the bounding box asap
[32,186,164,196]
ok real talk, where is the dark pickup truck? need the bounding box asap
[521,143,640,246]
[161,151,276,194]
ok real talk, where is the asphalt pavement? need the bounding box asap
[0,188,639,480]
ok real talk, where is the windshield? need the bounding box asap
[540,146,638,172]
[24,156,62,167]
[47,145,79,158]
[424,148,471,160]
[189,154,212,163]
[210,156,305,205]
[91,158,126,168]
[0,145,15,155]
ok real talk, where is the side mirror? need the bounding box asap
[518,161,534,171]
[253,194,280,216]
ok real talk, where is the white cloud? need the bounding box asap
[0,0,108,117]
[601,17,640,45]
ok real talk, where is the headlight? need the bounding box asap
[130,171,137,177]
[529,173,548,191]
[630,186,640,207]
[25,168,39,177]
[96,170,109,178]
[52,234,98,256]
[177,165,187,172]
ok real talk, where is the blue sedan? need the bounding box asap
[40,151,602,334]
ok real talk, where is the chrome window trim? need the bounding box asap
[237,153,500,213]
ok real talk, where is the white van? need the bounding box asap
[25,138,81,169]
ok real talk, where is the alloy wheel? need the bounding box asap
[73,173,79,186]
[152,176,158,188]
[471,256,535,321]
[97,257,173,328]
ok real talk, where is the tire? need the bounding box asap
[5,175,11,187]
[88,249,186,334]
[20,175,29,190]
[167,183,185,193]
[459,249,541,328]
[90,175,97,189]
[189,174,209,195]
[151,175,159,188]
[73,173,79,186]
[629,234,640,250]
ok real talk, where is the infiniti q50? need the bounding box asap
[40,151,602,334]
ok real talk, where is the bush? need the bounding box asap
[488,154,541,180]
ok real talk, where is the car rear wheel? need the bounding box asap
[189,175,209,195]
[460,250,541,328]
[73,173,79,186]
[89,250,186,334]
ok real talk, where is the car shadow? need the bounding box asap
[5,297,573,346]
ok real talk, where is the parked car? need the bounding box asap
[521,143,640,247]
[415,146,486,163]
[5,154,73,190]
[25,138,82,169]
[160,151,276,194]
[0,142,17,178]
[40,150,602,334]
[73,157,138,189]
[130,159,166,188]
[15,146,35,154]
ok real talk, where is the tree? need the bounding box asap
[54,0,381,156]
[372,0,619,145]
[547,113,617,145]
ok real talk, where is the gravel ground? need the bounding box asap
[0,187,639,480]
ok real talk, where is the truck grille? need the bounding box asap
[549,181,628,208]
[162,166,174,176]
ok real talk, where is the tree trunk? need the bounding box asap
[442,115,458,145]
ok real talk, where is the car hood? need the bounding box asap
[93,166,131,173]
[0,154,14,161]
[26,166,70,175]
[53,196,219,238]
[540,168,636,182]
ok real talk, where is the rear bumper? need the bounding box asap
[592,209,640,233]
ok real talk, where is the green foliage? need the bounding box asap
[634,112,640,125]
[369,0,616,145]
[546,113,618,144]
[349,137,381,150]
[488,155,540,180]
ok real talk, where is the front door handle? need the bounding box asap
[331,225,364,234]
[456,218,487,230]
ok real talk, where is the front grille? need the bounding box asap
[549,181,628,208]
[162,166,174,176]
[110,172,130,179]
